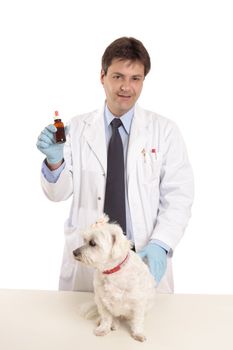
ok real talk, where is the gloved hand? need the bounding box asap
[36,124,66,164]
[138,243,167,284]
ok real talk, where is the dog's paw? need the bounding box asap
[131,332,146,342]
[94,326,111,337]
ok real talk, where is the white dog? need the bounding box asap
[73,216,156,342]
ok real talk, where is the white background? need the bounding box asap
[0,0,232,294]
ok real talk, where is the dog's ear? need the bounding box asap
[110,225,130,260]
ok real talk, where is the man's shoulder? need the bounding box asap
[136,104,177,129]
[70,108,102,125]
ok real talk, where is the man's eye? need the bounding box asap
[89,240,96,247]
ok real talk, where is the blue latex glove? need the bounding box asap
[138,243,167,284]
[36,124,67,164]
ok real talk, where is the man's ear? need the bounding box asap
[100,69,105,85]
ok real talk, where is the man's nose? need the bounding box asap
[120,80,130,91]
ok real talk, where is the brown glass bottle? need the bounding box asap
[54,111,66,144]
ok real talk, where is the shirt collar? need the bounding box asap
[104,104,134,135]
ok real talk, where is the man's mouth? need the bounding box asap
[117,94,131,99]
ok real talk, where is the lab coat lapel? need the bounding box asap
[83,107,107,174]
[127,105,151,179]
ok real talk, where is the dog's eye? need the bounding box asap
[89,239,96,247]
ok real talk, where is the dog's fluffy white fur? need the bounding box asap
[73,216,156,342]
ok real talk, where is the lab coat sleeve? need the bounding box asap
[40,127,74,202]
[151,121,194,251]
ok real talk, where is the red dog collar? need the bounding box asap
[102,254,129,275]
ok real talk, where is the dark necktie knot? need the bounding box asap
[111,118,122,129]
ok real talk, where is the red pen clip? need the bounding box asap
[151,148,157,159]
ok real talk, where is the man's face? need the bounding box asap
[100,59,145,116]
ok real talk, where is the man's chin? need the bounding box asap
[114,102,134,116]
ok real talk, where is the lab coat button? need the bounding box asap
[97,197,101,200]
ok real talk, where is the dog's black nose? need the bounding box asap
[73,248,80,257]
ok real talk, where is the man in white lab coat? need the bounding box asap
[37,37,194,293]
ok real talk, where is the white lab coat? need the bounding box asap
[41,104,194,293]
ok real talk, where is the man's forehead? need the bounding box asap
[108,58,144,74]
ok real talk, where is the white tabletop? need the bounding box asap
[0,289,232,350]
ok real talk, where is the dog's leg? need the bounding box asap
[96,316,119,331]
[128,308,146,342]
[94,296,113,336]
[94,311,113,336]
[111,317,120,331]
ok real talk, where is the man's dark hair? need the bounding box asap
[101,37,151,76]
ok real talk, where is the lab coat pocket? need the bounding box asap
[61,223,79,280]
[60,258,75,281]
[64,221,81,251]
[141,150,162,185]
